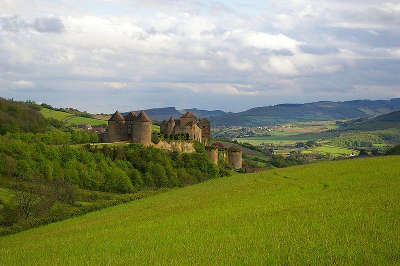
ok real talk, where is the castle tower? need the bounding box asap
[124,111,137,137]
[180,112,197,126]
[167,116,175,136]
[228,146,242,170]
[132,111,152,146]
[207,146,218,165]
[108,111,128,142]
[199,118,211,145]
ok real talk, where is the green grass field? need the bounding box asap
[0,156,399,264]
[303,145,358,157]
[40,108,107,126]
[235,135,309,145]
[40,108,74,121]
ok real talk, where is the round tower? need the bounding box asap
[108,111,127,142]
[228,146,242,170]
[125,111,137,137]
[132,111,152,146]
[207,146,219,165]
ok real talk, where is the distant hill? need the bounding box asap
[342,110,400,130]
[182,108,226,119]
[130,107,226,121]
[209,98,400,127]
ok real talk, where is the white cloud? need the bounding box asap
[103,82,128,89]
[240,32,300,51]
[0,0,399,112]
[13,80,35,88]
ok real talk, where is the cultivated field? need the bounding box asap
[0,156,399,265]
[40,108,107,126]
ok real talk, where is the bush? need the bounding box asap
[386,145,400,155]
[152,133,160,144]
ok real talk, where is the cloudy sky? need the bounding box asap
[1,0,399,113]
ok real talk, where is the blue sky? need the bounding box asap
[0,0,399,113]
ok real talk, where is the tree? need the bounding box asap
[4,155,16,177]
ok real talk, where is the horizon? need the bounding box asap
[1,0,399,113]
[6,96,400,114]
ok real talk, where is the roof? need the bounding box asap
[181,112,197,119]
[185,120,198,127]
[109,111,125,121]
[125,111,137,121]
[169,116,175,122]
[136,111,151,122]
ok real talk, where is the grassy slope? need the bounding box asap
[40,108,107,126]
[303,145,358,157]
[0,156,399,265]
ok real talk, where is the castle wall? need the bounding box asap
[207,148,218,165]
[132,121,152,146]
[108,121,128,142]
[199,119,211,145]
[228,150,242,170]
[153,140,195,153]
[193,126,202,142]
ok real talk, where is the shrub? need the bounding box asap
[386,145,400,155]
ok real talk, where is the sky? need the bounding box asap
[0,0,400,113]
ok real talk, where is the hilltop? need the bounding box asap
[119,99,400,126]
[210,98,400,126]
[129,107,226,121]
[341,110,400,130]
[0,156,399,265]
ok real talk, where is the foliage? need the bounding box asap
[386,144,400,155]
[0,98,48,134]
[6,129,99,145]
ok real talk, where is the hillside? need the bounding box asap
[342,110,400,130]
[40,108,107,126]
[210,98,400,126]
[0,98,48,134]
[1,156,399,265]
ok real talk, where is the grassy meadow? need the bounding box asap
[0,156,399,265]
[303,145,359,157]
[40,108,107,126]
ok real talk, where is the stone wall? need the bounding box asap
[207,148,218,165]
[153,141,196,153]
[108,121,128,142]
[228,150,242,170]
[132,121,152,146]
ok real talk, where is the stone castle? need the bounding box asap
[104,110,210,145]
[160,112,210,145]
[102,109,241,169]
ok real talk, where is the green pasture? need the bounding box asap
[1,156,399,265]
[40,108,73,121]
[152,125,160,133]
[235,135,309,145]
[65,116,107,126]
[40,108,107,126]
[303,145,358,157]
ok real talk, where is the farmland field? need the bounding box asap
[40,108,74,121]
[1,156,399,265]
[40,108,107,126]
[303,145,359,157]
[234,135,312,145]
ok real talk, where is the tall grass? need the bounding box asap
[0,156,399,265]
